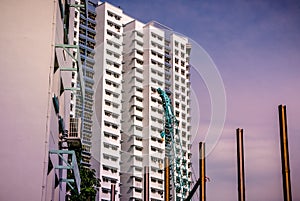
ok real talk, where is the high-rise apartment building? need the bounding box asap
[71,0,98,167]
[0,0,192,201]
[91,3,126,200]
[121,21,192,200]
[84,2,192,201]
[165,31,192,200]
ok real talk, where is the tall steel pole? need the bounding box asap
[144,166,149,201]
[278,105,293,201]
[199,142,206,201]
[164,157,170,201]
[236,128,245,201]
[110,183,115,201]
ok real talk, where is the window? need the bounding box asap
[181,44,185,50]
[181,52,185,58]
[181,69,185,75]
[136,96,143,102]
[136,116,143,121]
[181,61,185,67]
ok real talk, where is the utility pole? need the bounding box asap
[144,166,149,201]
[236,128,245,201]
[110,183,115,201]
[164,157,170,201]
[199,142,206,201]
[184,142,206,201]
[278,105,293,201]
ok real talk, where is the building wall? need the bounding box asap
[0,1,56,200]
[168,33,192,199]
[121,20,145,201]
[0,0,79,200]
[72,0,99,167]
[93,3,126,200]
[89,2,192,201]
[143,24,166,200]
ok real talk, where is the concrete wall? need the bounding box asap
[0,0,75,200]
[0,0,56,200]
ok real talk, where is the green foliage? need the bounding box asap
[67,147,100,201]
[69,166,101,201]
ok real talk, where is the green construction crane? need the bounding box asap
[157,88,189,200]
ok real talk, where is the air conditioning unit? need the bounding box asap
[67,117,82,148]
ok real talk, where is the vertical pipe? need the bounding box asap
[278,105,293,201]
[110,183,115,201]
[199,142,206,201]
[164,156,170,201]
[236,128,245,201]
[144,166,149,201]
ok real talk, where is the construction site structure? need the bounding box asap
[157,88,190,200]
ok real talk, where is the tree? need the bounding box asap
[68,166,101,201]
[66,146,101,201]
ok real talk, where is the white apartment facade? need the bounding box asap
[87,2,192,200]
[167,32,192,200]
[92,3,126,201]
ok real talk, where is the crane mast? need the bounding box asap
[157,88,188,200]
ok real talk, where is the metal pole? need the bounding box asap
[164,156,170,201]
[236,128,245,201]
[110,183,115,201]
[278,105,293,201]
[199,142,206,201]
[144,166,149,201]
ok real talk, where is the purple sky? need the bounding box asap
[107,0,300,200]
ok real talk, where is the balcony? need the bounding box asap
[130,107,143,119]
[131,137,143,148]
[133,51,143,61]
[151,72,164,83]
[132,40,144,52]
[128,69,143,82]
[132,191,142,199]
[131,157,143,168]
[128,87,143,99]
[129,146,143,157]
[132,118,143,128]
[150,169,163,179]
[150,120,163,130]
[102,157,119,168]
[130,98,143,109]
[130,126,143,137]
[131,59,143,70]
